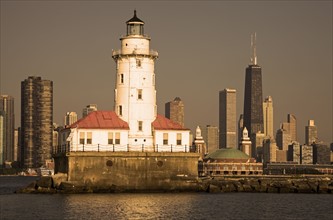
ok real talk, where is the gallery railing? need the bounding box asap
[54,143,190,154]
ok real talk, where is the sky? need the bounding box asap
[0,1,332,144]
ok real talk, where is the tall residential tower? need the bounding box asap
[21,76,53,168]
[305,120,317,145]
[0,95,15,162]
[263,96,273,138]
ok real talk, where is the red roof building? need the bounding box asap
[152,114,189,131]
[69,111,129,129]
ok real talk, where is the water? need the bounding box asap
[1,176,332,220]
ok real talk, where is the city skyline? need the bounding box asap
[0,1,332,144]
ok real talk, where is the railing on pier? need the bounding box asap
[53,143,190,154]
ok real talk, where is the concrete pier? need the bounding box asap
[53,151,200,192]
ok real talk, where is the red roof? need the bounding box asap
[152,114,189,130]
[69,111,129,129]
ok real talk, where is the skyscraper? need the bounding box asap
[263,96,273,138]
[0,95,15,162]
[165,97,184,127]
[219,88,237,148]
[305,120,317,145]
[276,126,291,151]
[263,138,277,165]
[288,114,297,142]
[64,112,78,126]
[205,125,219,153]
[243,33,264,139]
[21,76,53,168]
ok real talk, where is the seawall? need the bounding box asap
[16,175,333,194]
[200,176,333,193]
[52,151,200,192]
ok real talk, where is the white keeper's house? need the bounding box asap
[58,11,191,153]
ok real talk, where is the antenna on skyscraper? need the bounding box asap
[251,32,257,65]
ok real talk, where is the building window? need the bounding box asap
[119,105,122,116]
[120,74,124,84]
[163,133,168,145]
[87,132,92,144]
[115,132,120,144]
[136,59,141,67]
[108,132,114,145]
[152,74,155,85]
[138,89,142,100]
[79,132,85,145]
[138,121,143,131]
[177,133,182,145]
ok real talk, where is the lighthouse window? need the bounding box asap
[138,89,142,100]
[119,105,122,116]
[120,74,124,83]
[136,59,141,67]
[138,121,143,131]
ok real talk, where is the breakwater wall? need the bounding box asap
[200,176,333,193]
[17,175,333,194]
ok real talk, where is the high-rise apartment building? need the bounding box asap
[263,138,277,165]
[82,104,98,118]
[205,125,219,153]
[64,112,78,126]
[0,95,15,162]
[276,127,291,151]
[287,142,301,164]
[305,120,317,145]
[219,88,236,148]
[14,129,19,162]
[301,145,313,164]
[243,33,264,140]
[21,76,53,168]
[263,96,273,138]
[165,97,184,127]
[287,114,297,142]
[313,143,330,165]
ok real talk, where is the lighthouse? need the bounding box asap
[112,10,158,147]
[59,11,191,155]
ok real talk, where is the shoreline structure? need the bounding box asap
[17,174,333,194]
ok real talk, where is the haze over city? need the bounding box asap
[0,1,332,144]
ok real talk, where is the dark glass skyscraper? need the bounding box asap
[21,76,53,168]
[243,33,264,143]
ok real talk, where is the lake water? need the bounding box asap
[0,176,332,220]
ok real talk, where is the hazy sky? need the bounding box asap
[1,1,332,144]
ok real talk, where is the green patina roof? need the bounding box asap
[205,148,250,160]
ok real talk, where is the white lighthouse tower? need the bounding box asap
[112,10,158,148]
